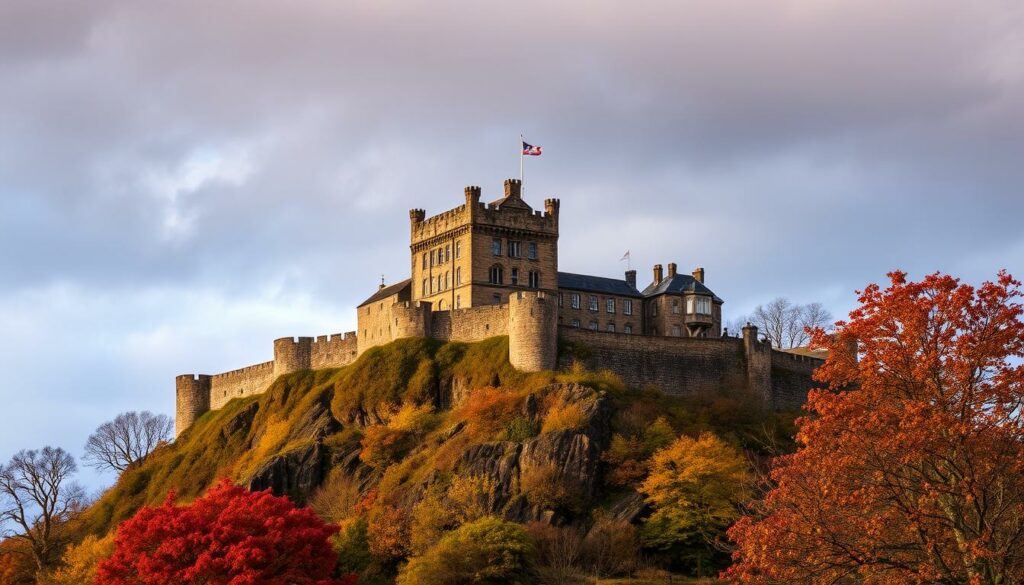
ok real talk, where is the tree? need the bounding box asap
[725,271,1024,585]
[83,411,173,473]
[0,447,84,574]
[95,478,355,584]
[640,433,752,575]
[45,533,115,585]
[397,517,534,585]
[739,297,833,348]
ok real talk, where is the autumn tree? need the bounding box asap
[0,447,84,574]
[46,533,115,585]
[640,433,753,575]
[725,271,1024,585]
[397,517,534,585]
[95,478,355,584]
[83,411,173,473]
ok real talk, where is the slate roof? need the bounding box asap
[641,274,724,303]
[557,272,643,298]
[358,279,412,307]
[489,194,533,211]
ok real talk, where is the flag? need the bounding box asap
[522,141,542,156]
[619,250,630,261]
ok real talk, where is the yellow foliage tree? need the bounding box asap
[45,533,115,585]
[639,432,752,551]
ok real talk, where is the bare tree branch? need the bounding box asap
[83,411,172,473]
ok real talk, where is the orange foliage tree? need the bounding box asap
[725,271,1024,584]
[95,479,354,585]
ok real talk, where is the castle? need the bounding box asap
[175,179,823,437]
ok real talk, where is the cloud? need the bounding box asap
[1,0,1023,490]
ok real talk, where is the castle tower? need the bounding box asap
[409,180,559,311]
[742,324,772,403]
[175,374,211,437]
[273,337,313,378]
[508,290,558,372]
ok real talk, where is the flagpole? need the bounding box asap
[519,134,524,191]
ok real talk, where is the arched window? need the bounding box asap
[455,241,462,259]
[438,299,446,310]
[489,265,504,285]
[456,267,461,285]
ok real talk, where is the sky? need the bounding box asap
[1,0,1022,492]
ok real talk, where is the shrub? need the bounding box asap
[94,478,353,584]
[359,426,414,468]
[526,522,584,581]
[459,387,524,440]
[310,469,365,523]
[503,416,540,442]
[366,505,411,561]
[388,402,439,435]
[582,513,639,578]
[540,403,587,434]
[46,534,116,585]
[520,464,584,513]
[397,517,535,585]
[446,474,497,523]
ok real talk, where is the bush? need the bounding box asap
[582,513,639,578]
[502,416,540,442]
[540,403,587,434]
[366,505,411,561]
[359,426,415,468]
[526,522,584,582]
[458,387,525,440]
[45,534,116,585]
[310,470,365,523]
[397,517,535,585]
[520,464,584,513]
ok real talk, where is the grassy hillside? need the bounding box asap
[69,335,798,581]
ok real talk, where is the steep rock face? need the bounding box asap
[248,442,328,504]
[447,383,612,522]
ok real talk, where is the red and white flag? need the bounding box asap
[522,141,542,156]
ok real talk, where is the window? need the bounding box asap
[422,254,428,270]
[445,245,450,263]
[589,295,598,312]
[589,320,599,331]
[510,267,519,285]
[571,293,580,309]
[489,265,504,284]
[455,240,461,259]
[624,299,633,316]
[437,275,443,291]
[529,271,539,289]
[492,293,502,305]
[558,292,563,307]
[508,240,521,258]
[673,300,681,314]
[528,242,538,260]
[456,295,461,309]
[672,325,681,337]
[456,267,461,285]
[697,297,712,315]
[652,303,658,317]
[686,297,694,314]
[624,324,633,334]
[606,323,616,333]
[445,271,450,289]
[492,238,502,256]
[422,279,427,296]
[606,298,615,313]
[429,277,433,294]
[571,319,580,328]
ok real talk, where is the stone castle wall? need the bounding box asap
[175,331,359,437]
[557,325,820,409]
[431,304,509,341]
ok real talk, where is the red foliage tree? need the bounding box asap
[95,478,355,585]
[725,271,1024,585]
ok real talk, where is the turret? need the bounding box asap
[273,337,312,378]
[508,291,558,372]
[503,178,522,199]
[175,374,211,438]
[410,208,426,224]
[544,198,560,218]
[465,185,481,207]
[742,324,772,403]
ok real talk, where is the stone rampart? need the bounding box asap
[431,304,510,342]
[210,361,274,410]
[557,326,820,408]
[311,332,358,369]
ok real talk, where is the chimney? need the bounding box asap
[503,178,522,199]
[692,267,705,283]
[653,264,664,283]
[464,185,481,207]
[625,270,637,289]
[667,263,677,278]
